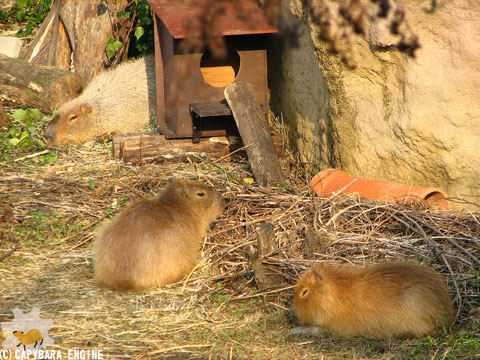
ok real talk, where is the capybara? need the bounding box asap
[94,179,223,291]
[44,55,155,146]
[291,261,454,338]
[13,329,43,350]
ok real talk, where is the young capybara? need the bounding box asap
[291,261,454,338]
[94,179,223,291]
[44,55,155,146]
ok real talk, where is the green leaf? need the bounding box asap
[134,26,144,40]
[29,108,43,120]
[117,10,125,19]
[8,138,20,147]
[24,21,33,35]
[8,127,20,138]
[42,109,56,122]
[12,109,27,122]
[88,180,96,190]
[39,151,57,163]
[113,40,122,49]
[16,10,25,22]
[106,44,115,59]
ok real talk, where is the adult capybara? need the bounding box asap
[94,179,224,291]
[44,55,155,146]
[291,261,454,338]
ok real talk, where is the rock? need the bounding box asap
[271,0,480,209]
[0,36,22,58]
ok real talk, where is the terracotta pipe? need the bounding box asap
[310,169,450,210]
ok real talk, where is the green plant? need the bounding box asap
[111,0,154,58]
[0,106,57,163]
[0,0,52,37]
[105,34,123,60]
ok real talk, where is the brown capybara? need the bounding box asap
[44,55,156,146]
[94,179,223,291]
[291,261,454,338]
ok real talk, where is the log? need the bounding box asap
[112,133,230,163]
[0,54,85,112]
[224,81,284,185]
[22,0,133,82]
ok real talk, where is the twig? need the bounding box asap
[13,149,50,162]
[415,213,480,267]
[394,212,462,320]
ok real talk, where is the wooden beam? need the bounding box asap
[224,81,284,185]
[112,133,230,162]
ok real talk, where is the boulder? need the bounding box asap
[271,0,480,209]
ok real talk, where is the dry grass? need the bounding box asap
[0,139,479,359]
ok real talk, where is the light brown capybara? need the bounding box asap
[44,55,156,146]
[94,179,223,291]
[291,261,454,338]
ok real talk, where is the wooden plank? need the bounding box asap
[112,134,230,163]
[190,102,232,117]
[224,81,284,185]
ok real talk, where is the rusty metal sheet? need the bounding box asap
[147,0,278,39]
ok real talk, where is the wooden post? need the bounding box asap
[257,222,276,255]
[304,226,330,258]
[245,222,282,289]
[224,82,284,185]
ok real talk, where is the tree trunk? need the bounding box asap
[0,54,85,112]
[23,0,133,82]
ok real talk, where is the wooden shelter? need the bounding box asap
[147,0,277,141]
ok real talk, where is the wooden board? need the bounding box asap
[224,81,284,185]
[112,134,230,163]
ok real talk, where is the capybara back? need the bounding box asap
[291,261,454,338]
[94,179,223,291]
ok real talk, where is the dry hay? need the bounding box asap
[0,142,479,358]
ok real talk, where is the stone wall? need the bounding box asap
[270,0,480,208]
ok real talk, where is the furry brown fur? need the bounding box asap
[291,261,454,338]
[94,179,223,291]
[44,55,156,146]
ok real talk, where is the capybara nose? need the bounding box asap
[44,124,56,146]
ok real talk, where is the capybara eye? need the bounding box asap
[301,288,309,297]
[68,115,78,122]
[197,191,205,197]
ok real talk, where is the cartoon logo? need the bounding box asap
[1,308,54,352]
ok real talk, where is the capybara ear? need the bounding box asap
[79,103,92,114]
[312,269,323,283]
[179,186,187,197]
